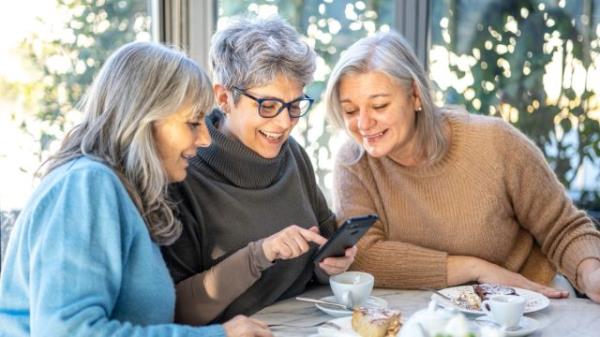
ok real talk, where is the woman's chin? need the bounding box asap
[255,142,285,159]
[258,150,281,159]
[167,170,187,183]
[363,144,388,158]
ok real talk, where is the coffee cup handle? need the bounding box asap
[341,290,352,307]
[481,300,491,314]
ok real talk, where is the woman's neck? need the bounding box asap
[387,119,452,167]
[388,142,424,167]
[387,123,424,167]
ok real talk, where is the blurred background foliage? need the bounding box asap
[430,0,600,211]
[12,0,151,164]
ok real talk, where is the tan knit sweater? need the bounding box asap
[333,111,600,291]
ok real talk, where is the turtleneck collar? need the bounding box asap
[191,109,290,189]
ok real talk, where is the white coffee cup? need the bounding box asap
[481,294,525,329]
[329,271,374,307]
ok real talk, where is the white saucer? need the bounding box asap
[315,295,388,317]
[475,316,540,336]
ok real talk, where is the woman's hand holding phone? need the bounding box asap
[318,245,357,276]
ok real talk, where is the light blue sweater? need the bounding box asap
[0,157,226,337]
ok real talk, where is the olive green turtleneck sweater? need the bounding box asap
[161,110,336,325]
[333,111,600,291]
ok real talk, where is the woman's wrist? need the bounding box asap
[261,237,275,262]
[447,255,481,285]
[249,239,273,274]
[576,258,600,291]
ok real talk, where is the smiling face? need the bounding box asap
[153,103,211,182]
[215,74,303,159]
[338,71,421,160]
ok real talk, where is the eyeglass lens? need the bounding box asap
[259,99,311,118]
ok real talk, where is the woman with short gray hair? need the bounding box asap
[161,16,356,324]
[0,41,272,337]
[325,31,600,303]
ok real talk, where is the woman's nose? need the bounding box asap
[272,107,295,128]
[357,109,374,131]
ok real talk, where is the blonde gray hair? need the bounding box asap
[45,41,213,245]
[209,15,316,101]
[325,31,448,164]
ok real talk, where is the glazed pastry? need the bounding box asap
[351,306,402,337]
[453,288,482,310]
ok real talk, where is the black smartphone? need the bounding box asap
[312,214,378,262]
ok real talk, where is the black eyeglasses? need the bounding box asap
[231,86,314,118]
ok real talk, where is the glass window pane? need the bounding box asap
[217,0,396,198]
[429,0,600,213]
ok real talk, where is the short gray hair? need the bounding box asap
[209,15,316,99]
[325,31,448,164]
[46,41,213,245]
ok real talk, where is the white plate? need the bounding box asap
[475,316,540,336]
[432,285,550,315]
[316,316,401,337]
[315,296,388,317]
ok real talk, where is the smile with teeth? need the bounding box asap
[260,130,285,141]
[363,130,387,140]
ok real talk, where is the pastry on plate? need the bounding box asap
[474,283,517,301]
[453,288,482,310]
[351,306,402,337]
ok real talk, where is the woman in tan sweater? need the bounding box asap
[324,31,600,302]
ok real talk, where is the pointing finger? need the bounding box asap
[299,227,327,245]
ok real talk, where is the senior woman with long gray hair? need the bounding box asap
[161,15,356,325]
[0,42,272,337]
[325,31,600,303]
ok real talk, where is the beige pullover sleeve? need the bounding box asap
[497,122,600,290]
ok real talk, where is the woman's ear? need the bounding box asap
[412,81,422,111]
[213,84,230,112]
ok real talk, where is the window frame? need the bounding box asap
[394,0,430,68]
[159,0,430,71]
[157,0,216,70]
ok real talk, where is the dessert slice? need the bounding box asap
[351,306,402,337]
[474,283,517,301]
[453,288,482,310]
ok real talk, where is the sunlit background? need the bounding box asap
[0,0,59,211]
[2,0,600,260]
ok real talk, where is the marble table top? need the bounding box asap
[251,286,600,337]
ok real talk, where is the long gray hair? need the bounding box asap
[325,31,449,164]
[45,41,213,245]
[209,15,316,100]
